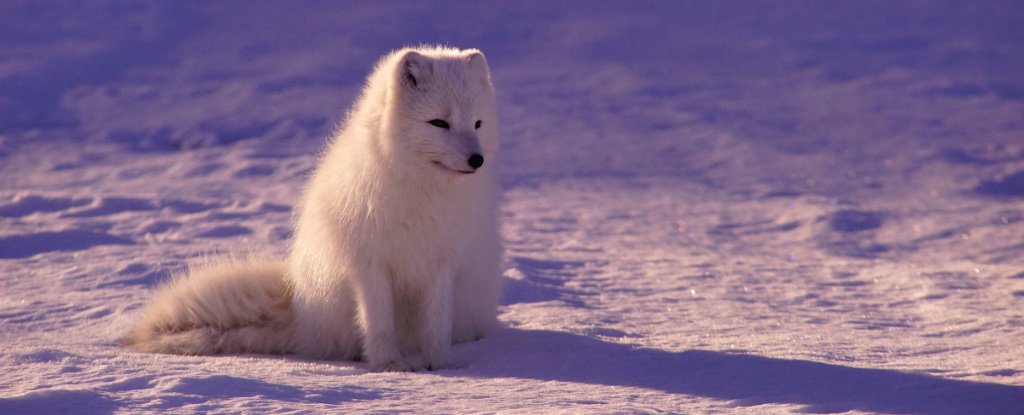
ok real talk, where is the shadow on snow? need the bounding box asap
[466,328,1024,415]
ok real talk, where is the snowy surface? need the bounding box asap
[2,1,1024,413]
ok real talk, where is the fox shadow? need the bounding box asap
[460,328,1024,414]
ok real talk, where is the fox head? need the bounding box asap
[383,47,499,177]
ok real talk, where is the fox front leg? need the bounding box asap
[418,271,455,371]
[353,266,409,372]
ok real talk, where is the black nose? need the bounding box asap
[467,154,484,169]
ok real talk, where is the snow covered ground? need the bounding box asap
[2,1,1023,413]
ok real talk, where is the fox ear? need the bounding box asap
[466,51,493,88]
[398,50,432,90]
[467,51,490,75]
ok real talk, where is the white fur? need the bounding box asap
[125,46,503,372]
[124,258,294,355]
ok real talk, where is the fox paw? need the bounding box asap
[373,358,413,372]
[403,353,452,372]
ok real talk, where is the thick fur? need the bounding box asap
[125,46,502,371]
[124,258,293,355]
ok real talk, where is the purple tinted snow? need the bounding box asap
[0,195,91,218]
[975,171,1024,198]
[0,230,134,259]
[194,225,253,239]
[0,1,1021,413]
[472,328,1024,415]
[163,375,379,405]
[0,389,117,415]
[827,210,885,233]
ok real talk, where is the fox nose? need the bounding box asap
[467,154,484,170]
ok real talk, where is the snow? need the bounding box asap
[2,1,1023,413]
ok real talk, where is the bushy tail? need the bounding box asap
[124,258,294,355]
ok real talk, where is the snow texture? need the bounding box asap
[2,1,1023,413]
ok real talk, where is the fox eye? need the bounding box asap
[474,120,482,129]
[428,119,450,129]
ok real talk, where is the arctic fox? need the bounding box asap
[125,46,503,372]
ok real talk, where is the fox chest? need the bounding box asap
[378,202,474,282]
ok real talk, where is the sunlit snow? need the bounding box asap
[2,2,1022,413]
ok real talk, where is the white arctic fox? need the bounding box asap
[125,46,503,372]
